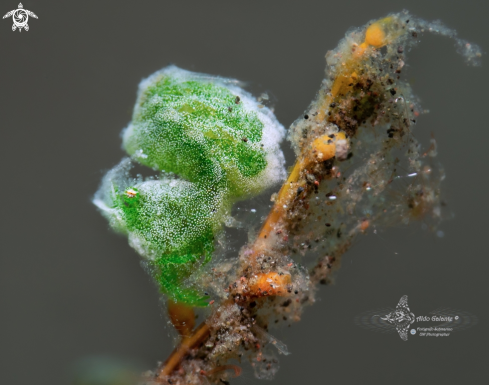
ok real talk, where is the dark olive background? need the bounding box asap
[1,0,488,384]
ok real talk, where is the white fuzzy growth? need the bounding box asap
[93,158,226,261]
[93,158,133,233]
[128,65,287,193]
[222,79,287,190]
[414,18,482,66]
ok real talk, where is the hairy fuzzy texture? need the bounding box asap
[135,11,481,384]
[95,12,481,383]
[123,65,286,197]
[94,67,286,306]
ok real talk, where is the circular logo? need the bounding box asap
[13,9,28,28]
[410,329,416,335]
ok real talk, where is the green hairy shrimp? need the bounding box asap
[93,66,286,306]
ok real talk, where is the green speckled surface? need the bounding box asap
[94,66,285,305]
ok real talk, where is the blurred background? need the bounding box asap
[1,0,488,384]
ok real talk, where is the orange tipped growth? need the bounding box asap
[255,132,347,244]
[365,23,386,47]
[168,300,196,337]
[310,132,347,163]
[354,21,389,58]
[248,272,291,297]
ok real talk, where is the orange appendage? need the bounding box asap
[309,132,347,163]
[256,132,347,243]
[168,300,195,336]
[360,219,370,232]
[318,69,359,120]
[354,42,369,57]
[311,134,337,161]
[248,272,291,297]
[330,71,358,98]
[353,23,387,58]
[256,161,302,241]
[365,23,386,47]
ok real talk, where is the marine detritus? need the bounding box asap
[93,11,481,385]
